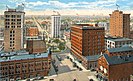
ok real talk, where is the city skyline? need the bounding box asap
[0,0,133,16]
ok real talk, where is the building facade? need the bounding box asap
[26,27,39,37]
[26,38,47,54]
[71,24,105,69]
[109,10,130,38]
[98,22,109,32]
[4,7,25,52]
[105,37,133,49]
[130,31,133,39]
[51,15,61,38]
[97,54,133,81]
[105,45,133,57]
[0,49,51,81]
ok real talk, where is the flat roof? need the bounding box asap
[72,24,104,30]
[108,45,133,53]
[0,48,51,62]
[107,37,133,42]
[103,54,133,65]
[85,55,100,61]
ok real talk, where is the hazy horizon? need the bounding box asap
[0,0,133,16]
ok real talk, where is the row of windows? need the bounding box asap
[5,25,21,28]
[1,67,49,76]
[0,63,49,70]
[5,15,21,18]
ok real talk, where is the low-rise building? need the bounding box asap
[0,48,51,81]
[82,55,100,70]
[105,45,133,57]
[64,30,70,41]
[130,31,133,39]
[26,27,39,37]
[98,22,109,32]
[105,37,133,49]
[26,37,47,54]
[97,54,133,81]
[26,27,39,40]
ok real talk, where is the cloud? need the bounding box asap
[0,0,131,15]
[26,1,49,6]
[23,0,117,10]
[9,0,25,3]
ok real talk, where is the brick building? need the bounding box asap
[71,24,105,69]
[109,10,130,38]
[26,37,47,54]
[130,31,133,39]
[0,48,51,81]
[97,54,133,81]
[105,37,133,49]
[1,5,52,81]
[26,27,39,37]
[4,7,25,52]
[105,45,133,57]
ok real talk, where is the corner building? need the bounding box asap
[0,49,51,81]
[97,54,133,81]
[4,8,25,52]
[71,24,105,69]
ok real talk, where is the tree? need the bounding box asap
[58,42,65,50]
[53,39,60,44]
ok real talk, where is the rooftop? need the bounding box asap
[106,37,133,42]
[0,48,51,62]
[108,45,133,53]
[73,24,104,30]
[103,54,133,65]
[85,55,100,61]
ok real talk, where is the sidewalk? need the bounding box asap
[68,54,88,71]
[61,58,77,70]
[88,76,99,81]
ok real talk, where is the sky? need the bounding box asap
[0,0,133,16]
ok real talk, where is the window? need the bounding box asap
[17,15,21,18]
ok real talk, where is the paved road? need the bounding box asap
[51,54,71,74]
[48,49,71,76]
[40,51,98,81]
[41,70,96,81]
[52,48,70,55]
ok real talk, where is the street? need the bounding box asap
[41,49,97,81]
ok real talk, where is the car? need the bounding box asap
[73,64,76,67]
[26,79,30,81]
[89,79,94,81]
[37,76,44,80]
[73,79,77,81]
[50,79,54,81]
[79,68,83,71]
[56,55,62,61]
[66,56,69,59]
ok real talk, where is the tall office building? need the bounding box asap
[4,5,25,52]
[51,15,61,38]
[71,24,105,69]
[109,10,130,38]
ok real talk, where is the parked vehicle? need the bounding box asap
[56,55,62,61]
[50,79,54,81]
[90,68,96,71]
